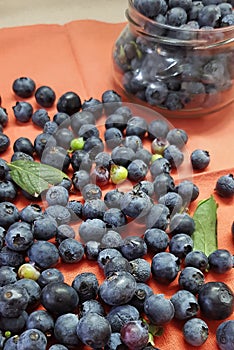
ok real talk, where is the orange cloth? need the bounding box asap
[0,20,233,349]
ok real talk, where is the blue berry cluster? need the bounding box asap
[113,0,234,113]
[0,79,233,349]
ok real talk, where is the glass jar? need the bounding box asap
[112,0,234,118]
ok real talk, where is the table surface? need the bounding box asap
[0,18,233,350]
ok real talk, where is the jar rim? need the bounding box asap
[127,0,234,47]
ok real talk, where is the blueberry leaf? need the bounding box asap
[192,195,218,256]
[8,160,69,197]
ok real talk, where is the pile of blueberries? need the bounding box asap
[113,0,234,111]
[0,77,233,350]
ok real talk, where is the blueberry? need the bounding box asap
[166,7,188,26]
[35,85,56,108]
[0,179,17,201]
[97,248,123,269]
[0,310,28,333]
[122,135,143,152]
[0,266,17,287]
[145,203,170,230]
[26,310,54,335]
[221,13,234,26]
[43,120,58,134]
[105,113,127,131]
[83,136,104,159]
[166,128,188,149]
[45,185,69,207]
[104,189,124,208]
[169,212,195,236]
[169,0,192,11]
[179,266,205,294]
[32,109,50,128]
[144,228,169,253]
[33,132,56,158]
[54,127,74,149]
[185,250,209,271]
[33,215,58,240]
[71,149,92,172]
[79,218,106,242]
[0,246,25,268]
[216,320,234,350]
[49,345,69,350]
[191,149,210,170]
[145,82,168,105]
[57,91,81,116]
[102,89,122,115]
[158,192,183,215]
[11,150,34,162]
[82,97,103,120]
[183,317,209,346]
[189,1,204,20]
[104,127,123,149]
[104,255,131,276]
[170,289,200,320]
[15,278,41,310]
[20,204,43,223]
[153,172,175,199]
[54,313,80,347]
[17,329,47,350]
[12,77,36,98]
[106,304,140,332]
[58,238,84,264]
[72,272,99,302]
[151,252,181,284]
[45,204,71,225]
[41,282,79,316]
[77,312,111,348]
[0,201,20,229]
[66,200,83,222]
[95,151,112,169]
[174,179,200,205]
[56,224,75,244]
[165,92,184,110]
[0,133,10,153]
[78,123,99,140]
[104,332,128,350]
[101,230,123,250]
[144,293,175,325]
[129,258,150,283]
[198,281,234,319]
[91,164,110,187]
[120,190,153,220]
[133,180,154,197]
[127,159,148,182]
[150,157,171,178]
[84,240,101,260]
[99,271,137,306]
[53,112,71,127]
[148,119,170,140]
[129,282,154,312]
[82,198,107,220]
[13,137,34,156]
[0,284,29,317]
[12,101,33,122]
[3,335,19,350]
[198,4,221,27]
[215,174,234,197]
[103,208,127,230]
[134,0,165,17]
[80,299,105,317]
[5,221,34,252]
[163,144,184,168]
[27,240,60,269]
[169,233,194,258]
[120,236,147,260]
[208,249,233,273]
[120,320,149,350]
[37,268,64,288]
[111,145,135,168]
[0,107,8,127]
[126,116,148,139]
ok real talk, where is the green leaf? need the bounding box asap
[8,160,69,197]
[192,195,218,256]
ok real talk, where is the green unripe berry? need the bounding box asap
[18,263,40,281]
[70,137,85,151]
[110,164,128,184]
[151,154,163,163]
[151,138,169,155]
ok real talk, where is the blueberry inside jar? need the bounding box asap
[112,0,234,118]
